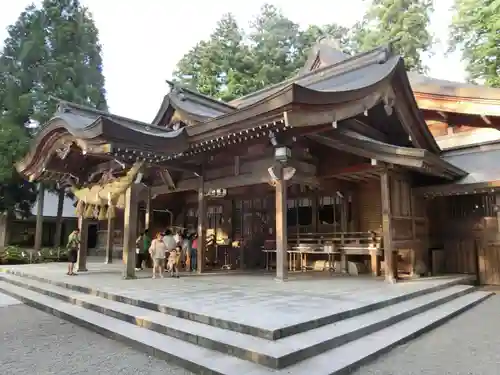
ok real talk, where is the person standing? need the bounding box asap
[135,231,144,271]
[66,228,80,276]
[142,229,152,268]
[149,232,167,278]
[190,233,198,272]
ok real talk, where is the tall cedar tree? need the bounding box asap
[449,0,500,87]
[349,0,434,72]
[0,0,107,216]
[174,14,255,101]
[173,4,348,101]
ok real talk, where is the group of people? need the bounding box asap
[64,227,198,279]
[136,229,198,279]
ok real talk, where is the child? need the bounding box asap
[168,245,180,278]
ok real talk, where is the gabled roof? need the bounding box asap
[152,81,235,126]
[298,38,350,75]
[186,43,440,153]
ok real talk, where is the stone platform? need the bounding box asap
[0,260,492,374]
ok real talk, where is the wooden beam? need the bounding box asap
[414,180,500,196]
[158,170,176,190]
[307,133,424,169]
[415,94,500,117]
[160,161,201,174]
[151,157,287,195]
[341,119,388,142]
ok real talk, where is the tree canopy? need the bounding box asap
[449,0,500,87]
[173,2,437,100]
[0,0,107,216]
[357,0,434,73]
[173,4,355,101]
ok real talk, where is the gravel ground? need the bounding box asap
[352,293,500,375]
[1,302,193,375]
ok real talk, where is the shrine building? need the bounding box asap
[13,40,500,284]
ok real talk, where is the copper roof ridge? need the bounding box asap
[52,97,171,132]
[230,44,394,107]
[166,80,236,109]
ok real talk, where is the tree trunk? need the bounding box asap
[53,190,65,247]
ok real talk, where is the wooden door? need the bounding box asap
[479,243,500,285]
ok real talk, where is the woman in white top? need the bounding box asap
[149,232,167,278]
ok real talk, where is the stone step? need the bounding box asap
[0,281,271,375]
[1,268,474,340]
[0,280,491,375]
[282,290,493,375]
[0,273,480,369]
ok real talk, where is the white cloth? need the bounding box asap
[173,233,181,244]
[149,239,166,259]
[163,235,177,251]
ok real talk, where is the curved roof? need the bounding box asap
[17,101,188,180]
[152,81,235,126]
[184,44,439,154]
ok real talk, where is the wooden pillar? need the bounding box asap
[105,216,114,264]
[76,216,88,272]
[340,194,348,273]
[145,188,152,230]
[53,190,65,247]
[0,213,10,249]
[275,165,288,281]
[122,184,139,279]
[34,183,45,252]
[495,194,500,233]
[380,170,397,283]
[197,176,206,274]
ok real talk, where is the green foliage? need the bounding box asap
[173,4,345,101]
[247,4,304,91]
[0,121,30,181]
[355,0,434,73]
[0,245,29,264]
[0,0,107,215]
[449,0,500,87]
[39,246,69,262]
[0,245,67,264]
[173,2,436,100]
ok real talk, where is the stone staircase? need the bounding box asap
[0,271,492,375]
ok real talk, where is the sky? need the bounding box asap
[0,0,466,123]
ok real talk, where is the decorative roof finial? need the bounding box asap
[317,36,342,51]
[166,80,176,91]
